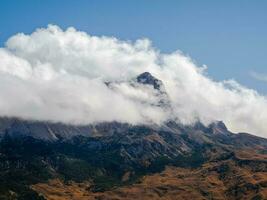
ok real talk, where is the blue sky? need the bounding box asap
[1,0,267,94]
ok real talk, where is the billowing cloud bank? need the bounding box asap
[0,25,266,137]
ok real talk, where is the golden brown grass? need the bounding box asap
[32,150,267,200]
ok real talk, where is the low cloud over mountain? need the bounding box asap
[0,25,267,137]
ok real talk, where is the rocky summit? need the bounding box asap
[136,72,163,90]
[0,72,266,200]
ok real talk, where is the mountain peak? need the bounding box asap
[208,121,231,135]
[136,72,163,90]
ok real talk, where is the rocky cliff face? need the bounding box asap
[136,72,164,90]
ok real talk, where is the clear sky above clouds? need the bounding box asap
[0,0,267,94]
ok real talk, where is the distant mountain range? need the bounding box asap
[0,72,266,200]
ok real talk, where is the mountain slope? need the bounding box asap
[32,151,267,200]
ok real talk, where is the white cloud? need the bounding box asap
[250,71,267,82]
[0,25,267,138]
